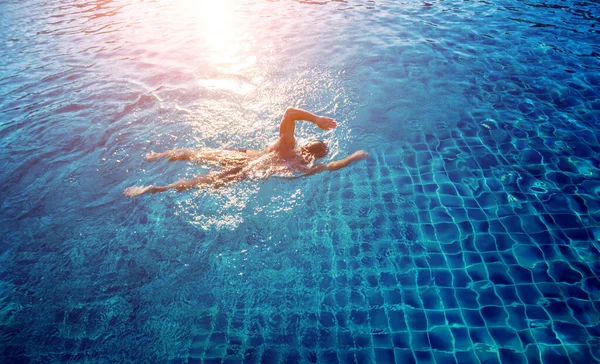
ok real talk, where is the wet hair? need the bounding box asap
[301,140,328,160]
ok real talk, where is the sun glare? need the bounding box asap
[180,0,240,63]
[172,0,257,93]
[184,0,234,37]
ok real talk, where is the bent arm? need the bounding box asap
[279,107,337,147]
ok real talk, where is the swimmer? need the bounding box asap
[124,107,368,197]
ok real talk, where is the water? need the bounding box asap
[1,0,599,362]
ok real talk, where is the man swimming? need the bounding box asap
[124,107,368,197]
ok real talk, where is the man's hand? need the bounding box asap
[349,150,369,161]
[315,116,337,130]
[325,150,369,171]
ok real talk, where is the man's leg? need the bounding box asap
[146,148,201,161]
[124,166,247,197]
[146,148,254,167]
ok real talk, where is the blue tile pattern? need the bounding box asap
[150,121,600,363]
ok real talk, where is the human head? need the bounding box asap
[300,140,328,161]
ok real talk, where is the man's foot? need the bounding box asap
[124,185,155,197]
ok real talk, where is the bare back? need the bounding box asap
[240,151,312,180]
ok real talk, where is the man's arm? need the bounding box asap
[298,150,369,178]
[279,107,338,147]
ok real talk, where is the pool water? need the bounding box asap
[1,0,600,362]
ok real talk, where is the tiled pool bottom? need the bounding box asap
[181,119,600,364]
[198,83,599,362]
[5,120,597,363]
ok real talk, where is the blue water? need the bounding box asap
[1,0,600,362]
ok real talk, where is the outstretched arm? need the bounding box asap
[298,150,369,178]
[278,107,338,148]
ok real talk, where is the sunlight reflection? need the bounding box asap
[175,183,260,231]
[179,0,251,67]
[180,0,235,35]
[171,0,257,94]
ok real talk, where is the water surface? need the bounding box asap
[1,0,599,362]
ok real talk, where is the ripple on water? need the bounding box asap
[2,0,600,361]
[197,80,254,98]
